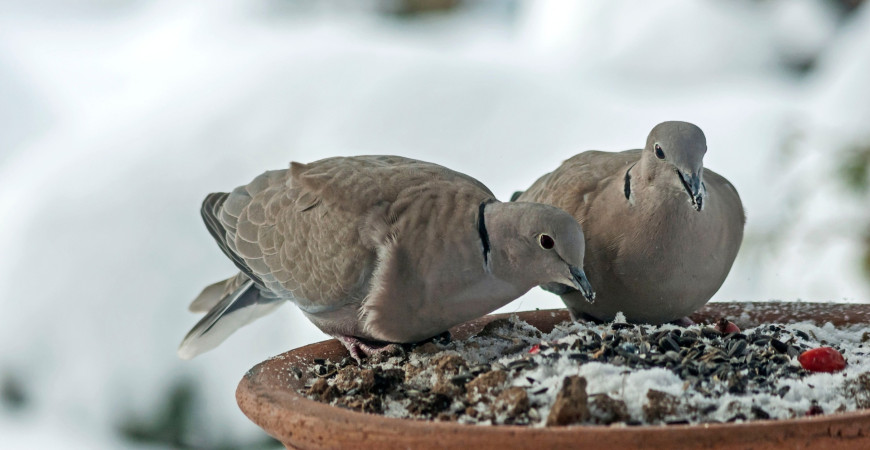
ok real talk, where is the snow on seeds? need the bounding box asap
[299,314,870,426]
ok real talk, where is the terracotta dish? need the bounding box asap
[237,302,870,449]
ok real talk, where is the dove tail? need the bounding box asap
[509,191,524,202]
[177,279,283,359]
[188,278,229,313]
[188,273,249,313]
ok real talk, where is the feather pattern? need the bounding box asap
[181,156,511,356]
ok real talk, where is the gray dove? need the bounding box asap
[179,155,595,360]
[515,122,744,324]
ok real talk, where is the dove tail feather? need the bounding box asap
[189,279,229,313]
[177,280,283,359]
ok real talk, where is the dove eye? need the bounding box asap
[538,234,555,250]
[655,144,665,159]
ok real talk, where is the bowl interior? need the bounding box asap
[237,302,870,450]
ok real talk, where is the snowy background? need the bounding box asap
[2,0,870,448]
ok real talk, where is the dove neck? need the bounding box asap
[636,152,663,184]
[480,203,550,295]
[477,199,496,269]
[636,152,694,194]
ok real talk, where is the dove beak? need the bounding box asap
[676,169,705,212]
[569,266,596,303]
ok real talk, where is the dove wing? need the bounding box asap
[519,149,641,218]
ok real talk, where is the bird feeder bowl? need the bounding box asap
[237,302,870,449]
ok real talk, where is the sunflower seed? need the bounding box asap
[770,338,788,353]
[701,327,722,339]
[659,336,681,353]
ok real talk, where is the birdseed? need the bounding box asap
[299,314,870,426]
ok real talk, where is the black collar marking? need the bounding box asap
[478,199,496,265]
[624,163,637,200]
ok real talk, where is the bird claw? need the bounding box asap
[336,336,403,364]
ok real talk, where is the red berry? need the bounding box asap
[528,344,540,354]
[805,404,825,416]
[715,318,740,334]
[798,347,846,373]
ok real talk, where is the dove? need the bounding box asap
[179,155,595,360]
[515,122,744,325]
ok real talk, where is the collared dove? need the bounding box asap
[515,122,744,324]
[179,155,595,360]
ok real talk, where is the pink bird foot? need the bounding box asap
[336,336,403,363]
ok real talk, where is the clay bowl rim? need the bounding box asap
[237,302,870,447]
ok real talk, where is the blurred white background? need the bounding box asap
[2,0,870,447]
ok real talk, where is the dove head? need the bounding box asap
[644,121,708,211]
[484,202,596,303]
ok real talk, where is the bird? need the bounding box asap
[515,121,744,325]
[178,155,595,360]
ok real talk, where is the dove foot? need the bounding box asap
[336,336,403,363]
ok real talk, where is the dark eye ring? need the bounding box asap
[539,234,555,250]
[655,144,665,159]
